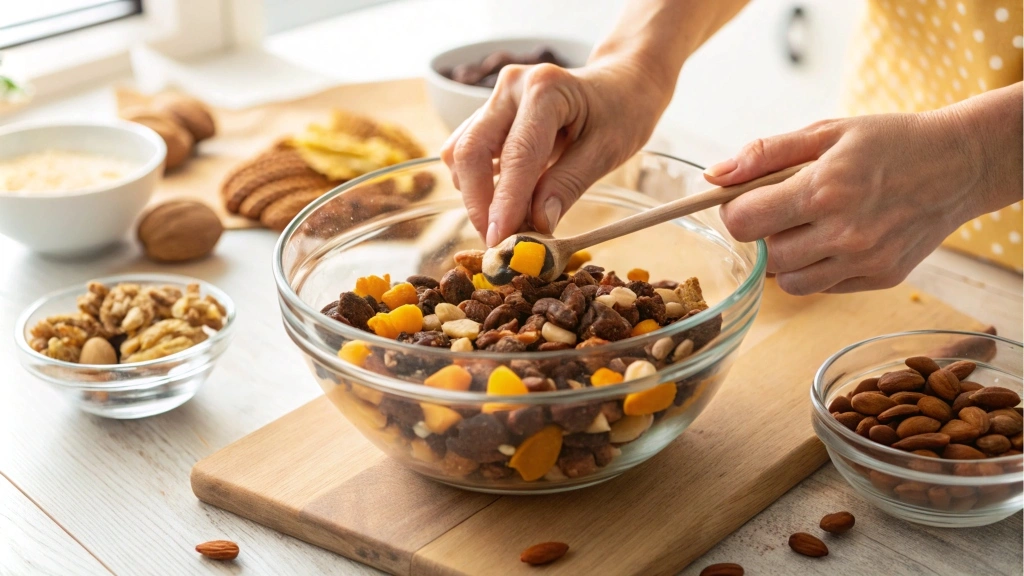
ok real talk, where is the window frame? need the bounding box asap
[0,0,144,50]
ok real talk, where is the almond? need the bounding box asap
[942,443,987,460]
[975,434,1011,454]
[951,391,975,414]
[970,387,1021,410]
[833,411,866,430]
[940,419,981,444]
[989,408,1024,423]
[897,415,941,438]
[868,469,901,492]
[877,404,920,423]
[891,432,950,451]
[195,540,239,560]
[828,395,853,413]
[893,482,930,505]
[909,453,944,473]
[990,415,1023,436]
[520,541,569,565]
[699,563,745,576]
[905,356,940,376]
[958,407,991,434]
[928,486,952,509]
[926,369,960,402]
[819,511,855,534]
[959,381,984,392]
[1011,432,1023,451]
[855,416,880,437]
[788,532,828,557]
[851,392,897,416]
[878,370,925,394]
[945,360,977,380]
[869,425,899,446]
[891,391,927,405]
[852,377,880,395]
[917,396,953,423]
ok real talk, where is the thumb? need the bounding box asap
[704,120,841,186]
[529,141,612,234]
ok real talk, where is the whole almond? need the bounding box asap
[909,454,944,473]
[852,377,880,395]
[959,381,984,392]
[868,469,901,492]
[927,369,961,402]
[976,434,1011,454]
[948,485,976,498]
[828,395,853,413]
[819,511,855,534]
[970,387,1022,410]
[917,396,953,423]
[869,425,900,446]
[940,419,981,444]
[699,563,744,576]
[945,360,977,380]
[851,392,897,416]
[877,404,920,423]
[893,482,930,505]
[951,391,975,413]
[958,407,991,434]
[1011,433,1023,451]
[856,416,880,437]
[928,486,952,509]
[912,449,940,458]
[891,391,927,405]
[897,416,941,438]
[878,371,925,394]
[989,408,1024,423]
[195,540,239,560]
[520,542,569,565]
[788,533,828,557]
[892,433,950,451]
[833,412,866,430]
[943,443,987,460]
[905,356,940,376]
[990,415,1023,436]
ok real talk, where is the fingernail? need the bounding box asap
[543,197,562,232]
[704,157,738,178]
[486,221,499,247]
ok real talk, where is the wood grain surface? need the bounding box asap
[192,282,986,576]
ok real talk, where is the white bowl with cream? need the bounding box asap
[0,121,166,256]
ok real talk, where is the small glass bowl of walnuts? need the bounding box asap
[812,330,1022,527]
[15,274,235,419]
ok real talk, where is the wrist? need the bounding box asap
[588,43,678,114]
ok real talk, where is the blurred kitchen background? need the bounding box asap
[0,0,863,164]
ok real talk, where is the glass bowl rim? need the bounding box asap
[14,273,237,376]
[273,152,766,370]
[811,329,1023,475]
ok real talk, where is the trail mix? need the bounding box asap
[30,282,226,364]
[319,249,722,483]
[831,355,1023,510]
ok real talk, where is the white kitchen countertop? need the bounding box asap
[2,1,1022,574]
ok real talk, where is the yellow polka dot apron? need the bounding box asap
[844,0,1023,271]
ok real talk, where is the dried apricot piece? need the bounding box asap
[381,282,418,310]
[630,319,660,337]
[354,274,391,301]
[420,402,463,433]
[338,340,371,366]
[509,425,563,481]
[508,242,546,277]
[367,312,400,339]
[424,364,472,391]
[623,383,677,416]
[590,367,624,387]
[565,249,591,271]
[388,304,423,334]
[483,365,529,413]
[627,268,650,282]
[472,273,495,290]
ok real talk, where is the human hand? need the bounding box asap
[441,56,671,246]
[705,112,990,295]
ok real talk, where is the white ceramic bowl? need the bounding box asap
[426,37,592,131]
[0,121,166,256]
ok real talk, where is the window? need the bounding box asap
[0,0,142,49]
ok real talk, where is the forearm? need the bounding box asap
[936,82,1023,218]
[591,0,750,109]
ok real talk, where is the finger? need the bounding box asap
[775,257,850,295]
[704,120,841,186]
[441,109,480,169]
[824,273,903,294]
[488,67,575,246]
[764,224,837,274]
[719,170,815,242]
[452,96,518,237]
[529,139,610,234]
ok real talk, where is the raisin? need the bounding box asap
[612,302,639,326]
[510,275,540,303]
[417,288,444,315]
[446,413,510,462]
[636,295,667,324]
[563,432,610,449]
[532,298,577,330]
[652,280,678,289]
[538,342,573,351]
[599,270,625,287]
[503,292,534,318]
[550,402,601,433]
[439,268,474,304]
[560,283,587,318]
[506,406,547,437]
[580,265,605,282]
[475,329,511,349]
[580,302,632,341]
[378,396,424,426]
[580,284,599,300]
[535,280,570,299]
[459,299,492,323]
[496,318,519,333]
[483,304,518,331]
[524,376,556,392]
[571,269,598,286]
[558,447,598,478]
[322,291,376,331]
[471,289,503,308]
[405,330,450,347]
[626,280,655,298]
[492,335,527,353]
[510,359,545,379]
[407,275,440,290]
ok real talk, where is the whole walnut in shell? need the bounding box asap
[137,200,223,262]
[122,107,194,170]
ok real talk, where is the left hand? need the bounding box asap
[704,112,986,295]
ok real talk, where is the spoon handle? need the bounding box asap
[560,161,813,253]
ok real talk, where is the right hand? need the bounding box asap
[441,56,669,246]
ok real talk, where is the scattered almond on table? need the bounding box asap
[699,562,744,576]
[788,532,829,557]
[195,540,239,560]
[520,541,569,566]
[819,510,856,534]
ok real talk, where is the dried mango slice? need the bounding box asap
[508,242,546,277]
[590,367,624,387]
[381,282,418,310]
[565,249,591,272]
[354,274,391,301]
[424,364,473,391]
[483,365,528,413]
[627,268,650,282]
[623,383,677,416]
[420,402,463,433]
[367,312,400,339]
[338,340,372,366]
[630,319,661,337]
[509,425,563,481]
[472,273,494,290]
[388,304,423,334]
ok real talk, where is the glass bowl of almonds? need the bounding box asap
[274,153,766,494]
[15,274,235,419]
[812,330,1023,527]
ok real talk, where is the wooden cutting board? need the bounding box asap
[191,281,984,575]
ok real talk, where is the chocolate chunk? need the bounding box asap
[378,396,424,426]
[563,432,610,449]
[558,447,598,478]
[407,275,440,290]
[560,283,587,318]
[533,298,577,330]
[636,295,666,324]
[506,405,547,437]
[580,301,632,341]
[550,402,601,433]
[446,413,510,462]
[323,291,376,331]
[626,280,655,298]
[571,269,598,287]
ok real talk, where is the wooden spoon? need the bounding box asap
[481,161,812,285]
